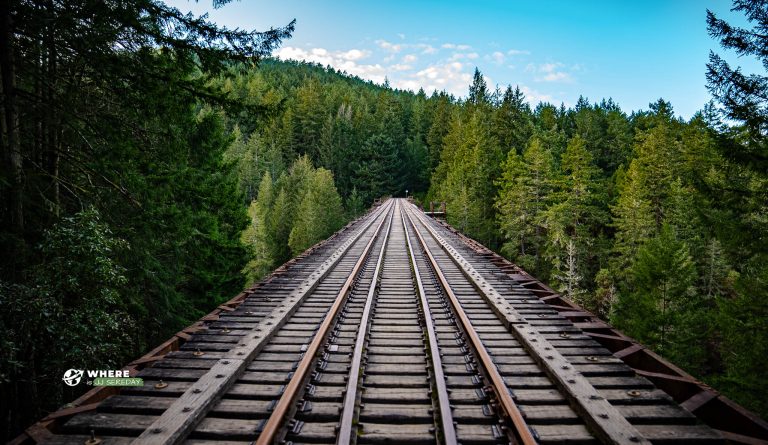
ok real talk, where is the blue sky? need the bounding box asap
[164,0,762,119]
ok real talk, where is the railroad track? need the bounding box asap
[39,198,725,445]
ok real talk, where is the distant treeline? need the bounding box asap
[218,50,766,420]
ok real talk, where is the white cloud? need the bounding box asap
[526,62,574,83]
[489,51,505,64]
[276,38,571,101]
[519,85,553,103]
[340,49,370,61]
[442,43,471,50]
[542,72,570,82]
[399,61,472,96]
[274,46,388,84]
[418,44,437,54]
[449,51,479,62]
[376,39,403,53]
[390,63,413,72]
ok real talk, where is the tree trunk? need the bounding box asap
[0,0,23,233]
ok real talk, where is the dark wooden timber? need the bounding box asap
[16,198,765,445]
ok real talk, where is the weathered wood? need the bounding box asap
[408,206,651,445]
[131,203,393,445]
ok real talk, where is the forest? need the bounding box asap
[1,0,767,440]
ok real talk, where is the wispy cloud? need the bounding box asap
[488,51,506,64]
[519,85,553,103]
[275,37,575,102]
[442,43,472,50]
[275,46,387,84]
[526,62,575,83]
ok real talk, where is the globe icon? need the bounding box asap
[62,369,84,386]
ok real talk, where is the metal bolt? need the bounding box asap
[151,428,162,434]
[182,407,192,413]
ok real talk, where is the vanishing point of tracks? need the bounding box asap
[47,198,722,445]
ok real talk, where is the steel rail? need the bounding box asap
[402,205,538,445]
[335,200,395,444]
[407,202,652,445]
[255,200,395,445]
[132,200,393,445]
[400,203,458,444]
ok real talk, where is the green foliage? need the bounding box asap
[289,168,344,255]
[545,135,607,307]
[240,157,345,282]
[495,137,554,276]
[0,209,135,422]
[0,0,285,437]
[707,0,768,171]
[613,224,707,372]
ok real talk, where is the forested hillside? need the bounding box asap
[2,0,766,440]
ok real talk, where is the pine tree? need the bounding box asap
[611,159,656,273]
[613,224,704,372]
[707,0,768,170]
[496,136,554,275]
[426,93,452,172]
[241,173,275,282]
[289,168,344,254]
[545,135,606,305]
[468,68,489,107]
[493,86,534,155]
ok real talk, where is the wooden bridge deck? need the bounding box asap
[13,199,768,445]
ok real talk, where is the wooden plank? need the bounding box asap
[359,422,434,443]
[408,206,652,445]
[680,390,717,413]
[130,203,392,445]
[64,412,155,435]
[634,424,723,443]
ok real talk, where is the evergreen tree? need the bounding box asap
[241,173,275,283]
[707,0,768,170]
[496,137,554,276]
[545,135,606,306]
[613,224,705,372]
[468,68,490,107]
[493,86,534,155]
[289,168,344,255]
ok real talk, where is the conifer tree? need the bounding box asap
[613,224,705,372]
[496,137,554,275]
[493,86,534,155]
[289,168,344,254]
[545,135,606,305]
[241,173,275,282]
